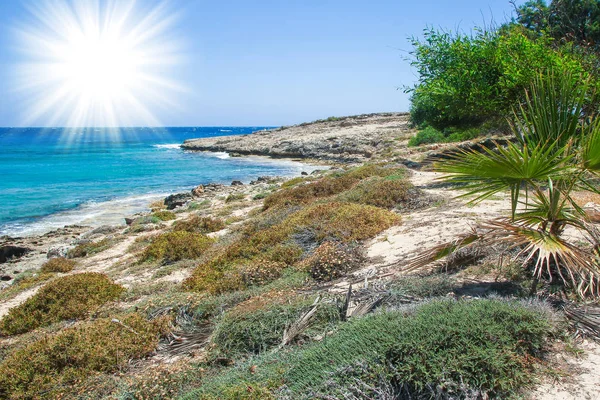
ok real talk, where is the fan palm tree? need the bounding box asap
[408,70,600,298]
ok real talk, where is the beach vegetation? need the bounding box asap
[183,201,399,293]
[0,273,124,336]
[412,70,600,298]
[40,257,76,273]
[263,164,406,210]
[408,24,598,132]
[0,313,170,399]
[225,193,246,203]
[211,293,340,358]
[140,231,214,264]
[67,238,115,258]
[152,210,177,221]
[299,241,364,281]
[181,299,554,399]
[173,215,226,233]
[337,176,413,209]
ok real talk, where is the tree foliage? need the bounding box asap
[408,25,595,130]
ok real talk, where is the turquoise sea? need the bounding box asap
[0,127,310,237]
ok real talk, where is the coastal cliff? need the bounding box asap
[182,112,411,162]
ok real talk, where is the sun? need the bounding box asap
[13,0,184,128]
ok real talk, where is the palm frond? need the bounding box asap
[482,219,600,298]
[435,140,570,217]
[582,118,600,172]
[512,69,587,149]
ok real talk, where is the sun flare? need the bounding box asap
[13,0,184,128]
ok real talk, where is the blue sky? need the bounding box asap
[0,0,519,127]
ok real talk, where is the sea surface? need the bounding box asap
[0,127,311,237]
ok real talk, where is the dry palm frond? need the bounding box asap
[483,219,600,297]
[158,323,213,356]
[404,232,480,273]
[280,296,321,347]
[405,218,600,298]
[564,304,600,341]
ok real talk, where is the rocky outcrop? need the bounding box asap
[164,193,193,210]
[182,113,412,162]
[0,246,30,264]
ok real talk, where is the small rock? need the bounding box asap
[301,171,308,176]
[230,152,242,157]
[231,180,244,186]
[191,185,204,197]
[46,246,70,259]
[1,275,12,281]
[125,217,135,226]
[164,192,193,210]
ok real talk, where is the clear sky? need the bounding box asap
[0,0,520,127]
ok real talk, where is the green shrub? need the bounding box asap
[263,164,405,210]
[408,126,445,146]
[140,231,214,263]
[0,313,169,399]
[183,202,399,293]
[173,215,226,233]
[67,238,115,258]
[300,242,364,281]
[339,176,413,209]
[40,257,76,273]
[211,294,340,357]
[183,299,554,399]
[409,25,596,130]
[225,193,246,203]
[152,210,177,221]
[0,273,124,336]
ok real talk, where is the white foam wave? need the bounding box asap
[153,143,181,149]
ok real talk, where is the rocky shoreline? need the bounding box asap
[182,112,412,162]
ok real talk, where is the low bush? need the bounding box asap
[408,126,484,147]
[300,241,364,281]
[0,313,169,399]
[263,164,405,210]
[408,126,445,146]
[67,238,114,258]
[174,215,226,234]
[211,293,340,357]
[40,257,76,273]
[184,299,554,399]
[152,210,177,221]
[183,202,399,293]
[0,273,124,336]
[225,193,246,203]
[140,231,214,263]
[339,176,413,209]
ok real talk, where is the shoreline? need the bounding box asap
[0,153,322,239]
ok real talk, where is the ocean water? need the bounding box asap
[0,127,312,237]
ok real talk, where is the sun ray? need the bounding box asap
[12,0,185,133]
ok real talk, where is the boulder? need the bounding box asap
[231,180,244,186]
[192,185,204,197]
[301,171,308,176]
[125,217,135,226]
[1,275,12,281]
[164,192,193,210]
[47,246,70,259]
[0,246,30,264]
